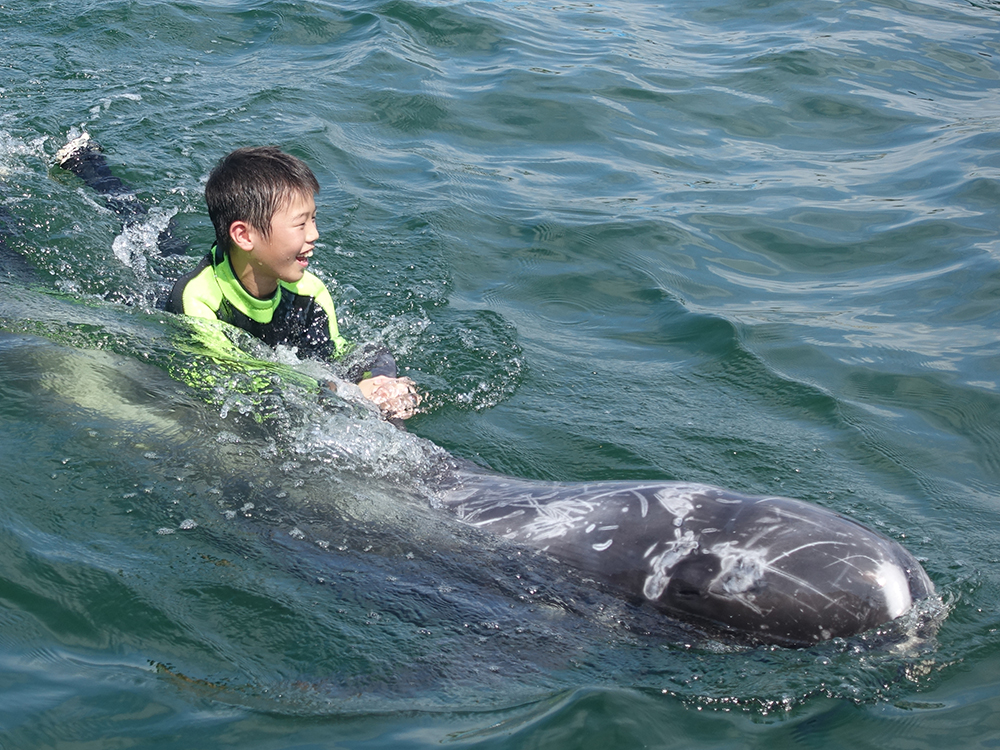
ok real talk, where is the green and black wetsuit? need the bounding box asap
[166,245,396,379]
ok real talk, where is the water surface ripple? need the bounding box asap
[1,0,999,746]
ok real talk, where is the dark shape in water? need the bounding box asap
[55,133,188,254]
[0,205,39,284]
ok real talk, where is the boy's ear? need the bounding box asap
[229,220,255,252]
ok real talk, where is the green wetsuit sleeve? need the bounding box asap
[312,283,350,358]
[285,271,351,360]
[166,255,223,319]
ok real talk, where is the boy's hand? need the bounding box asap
[357,376,421,420]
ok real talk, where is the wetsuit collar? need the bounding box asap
[209,244,283,320]
[211,242,226,268]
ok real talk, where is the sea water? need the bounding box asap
[0,0,999,747]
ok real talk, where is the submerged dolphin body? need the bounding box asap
[8,133,936,648]
[434,466,935,646]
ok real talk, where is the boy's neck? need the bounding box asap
[227,248,278,299]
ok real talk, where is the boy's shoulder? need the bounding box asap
[282,269,333,301]
[165,253,216,315]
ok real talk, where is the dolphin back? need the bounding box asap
[437,470,935,646]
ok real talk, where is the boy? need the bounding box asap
[57,137,418,420]
[167,146,419,420]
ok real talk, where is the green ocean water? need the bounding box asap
[1,0,999,746]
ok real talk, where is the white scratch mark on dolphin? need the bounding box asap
[767,540,857,566]
[515,498,601,541]
[643,530,699,600]
[466,510,526,528]
[654,487,700,521]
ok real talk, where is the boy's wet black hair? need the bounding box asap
[205,146,320,253]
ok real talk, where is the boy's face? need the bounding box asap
[239,190,318,295]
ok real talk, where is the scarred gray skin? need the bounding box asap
[435,465,935,647]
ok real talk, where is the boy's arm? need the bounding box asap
[309,283,350,358]
[306,279,421,420]
[341,344,420,420]
[165,255,220,319]
[357,375,421,421]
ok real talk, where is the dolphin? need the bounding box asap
[431,464,935,646]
